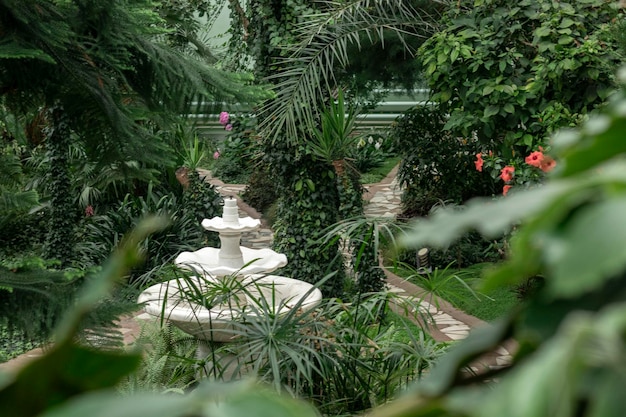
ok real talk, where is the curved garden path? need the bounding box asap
[1,166,513,373]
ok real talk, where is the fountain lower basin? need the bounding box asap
[138,275,322,342]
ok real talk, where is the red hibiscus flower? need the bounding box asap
[503,185,512,196]
[525,151,544,168]
[474,153,484,172]
[500,166,515,183]
[540,156,556,172]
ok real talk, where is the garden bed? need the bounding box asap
[391,263,519,323]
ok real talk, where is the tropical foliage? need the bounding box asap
[253,0,440,144]
[419,0,625,194]
[5,66,626,417]
[385,70,626,417]
[392,104,497,217]
[0,0,265,350]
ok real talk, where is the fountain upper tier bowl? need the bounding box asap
[138,275,323,342]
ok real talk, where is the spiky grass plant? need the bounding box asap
[142,267,445,415]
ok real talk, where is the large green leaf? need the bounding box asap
[38,380,320,417]
[0,344,141,417]
[547,197,626,297]
[38,391,192,417]
[477,305,626,417]
[554,89,626,177]
[0,216,169,417]
[400,181,574,249]
[418,317,514,396]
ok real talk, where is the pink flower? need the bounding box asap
[525,151,544,168]
[85,205,94,217]
[225,124,233,131]
[219,111,229,126]
[500,165,515,183]
[213,150,220,159]
[474,153,484,172]
[502,185,512,196]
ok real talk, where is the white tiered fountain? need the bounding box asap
[138,196,322,370]
[174,197,288,276]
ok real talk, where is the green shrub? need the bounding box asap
[419,0,624,183]
[241,163,278,214]
[75,184,220,287]
[212,114,259,184]
[392,105,496,217]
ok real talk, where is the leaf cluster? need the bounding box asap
[419,0,624,155]
[255,0,440,145]
[392,104,496,217]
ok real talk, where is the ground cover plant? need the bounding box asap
[394,262,519,323]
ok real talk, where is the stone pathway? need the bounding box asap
[0,165,513,374]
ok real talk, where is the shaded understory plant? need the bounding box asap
[392,104,496,218]
[133,269,446,416]
[75,183,220,288]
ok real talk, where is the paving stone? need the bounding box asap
[496,356,513,366]
[435,318,466,325]
[439,324,471,332]
[495,346,510,356]
[386,285,406,294]
[433,312,454,321]
[446,332,469,340]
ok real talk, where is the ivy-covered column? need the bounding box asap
[267,143,346,299]
[42,105,75,266]
[236,0,346,297]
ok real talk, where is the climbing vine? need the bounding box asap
[266,141,346,299]
[42,106,77,265]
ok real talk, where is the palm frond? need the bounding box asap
[257,0,441,144]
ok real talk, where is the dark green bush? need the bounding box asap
[241,162,278,214]
[392,104,496,217]
[267,142,347,299]
[76,181,220,287]
[212,115,259,184]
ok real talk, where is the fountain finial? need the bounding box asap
[222,196,239,225]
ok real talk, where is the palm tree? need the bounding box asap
[237,0,441,296]
[255,0,442,144]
